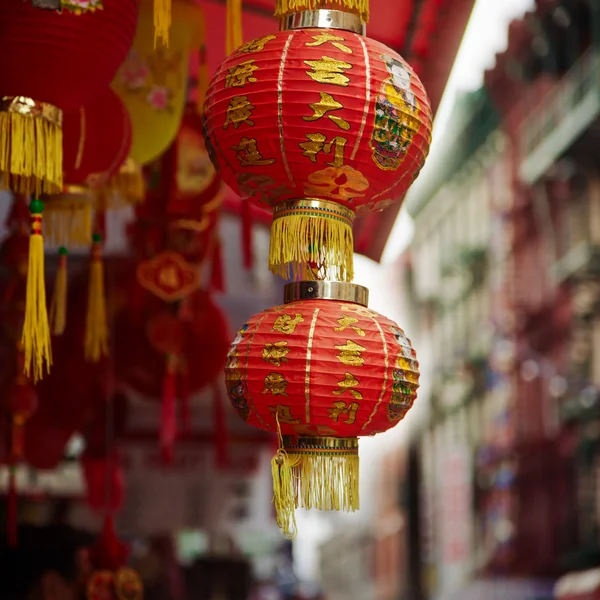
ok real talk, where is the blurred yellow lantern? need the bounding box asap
[112,0,206,166]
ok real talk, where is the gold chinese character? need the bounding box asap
[263,372,289,396]
[237,35,277,53]
[332,372,363,400]
[336,340,366,367]
[306,33,352,54]
[341,304,379,318]
[328,401,360,424]
[304,56,352,87]
[335,316,366,337]
[224,96,255,129]
[225,59,259,88]
[262,341,290,367]
[299,133,347,167]
[232,137,276,167]
[158,266,180,289]
[303,92,350,131]
[272,313,304,335]
[269,404,301,424]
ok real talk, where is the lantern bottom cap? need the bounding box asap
[270,198,355,282]
[0,96,63,197]
[272,435,359,539]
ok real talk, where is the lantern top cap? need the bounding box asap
[280,8,366,34]
[275,0,369,27]
[284,280,369,307]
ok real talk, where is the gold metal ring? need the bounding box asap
[284,280,369,306]
[280,9,365,35]
[285,436,359,454]
[273,198,355,227]
[0,96,62,127]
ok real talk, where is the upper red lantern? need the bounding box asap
[0,0,139,196]
[204,22,432,280]
[225,281,419,536]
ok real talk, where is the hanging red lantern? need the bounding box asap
[203,2,432,281]
[45,88,133,250]
[0,0,139,196]
[225,281,419,537]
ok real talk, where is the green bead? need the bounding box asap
[30,198,44,214]
[92,233,102,244]
[58,246,68,256]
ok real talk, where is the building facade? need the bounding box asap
[406,0,600,596]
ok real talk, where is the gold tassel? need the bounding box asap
[271,417,302,540]
[98,158,145,209]
[154,0,171,47]
[21,199,52,383]
[0,97,63,197]
[84,233,108,363]
[45,189,93,249]
[225,0,243,54]
[49,247,68,336]
[274,0,369,22]
[269,200,355,282]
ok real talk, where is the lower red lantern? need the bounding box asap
[225,281,420,537]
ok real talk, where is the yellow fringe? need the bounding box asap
[21,200,52,383]
[269,213,355,282]
[84,235,109,363]
[49,248,68,336]
[45,197,93,249]
[274,0,369,22]
[225,0,243,54]
[0,110,63,197]
[154,0,171,47]
[288,452,360,512]
[97,158,145,209]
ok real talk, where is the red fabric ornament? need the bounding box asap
[225,285,419,537]
[204,28,432,280]
[63,88,133,187]
[81,453,125,514]
[90,516,129,571]
[0,0,140,111]
[132,108,223,265]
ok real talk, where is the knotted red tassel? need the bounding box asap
[212,384,229,470]
[242,199,253,270]
[160,355,177,464]
[210,235,225,292]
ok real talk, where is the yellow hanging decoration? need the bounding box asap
[154,0,171,47]
[274,0,369,22]
[225,0,243,55]
[84,233,109,362]
[21,198,52,383]
[0,97,63,197]
[96,158,146,210]
[49,247,68,337]
[44,186,93,249]
[269,199,355,282]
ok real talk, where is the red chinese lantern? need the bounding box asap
[0,0,139,196]
[45,87,133,250]
[203,1,432,281]
[225,281,419,537]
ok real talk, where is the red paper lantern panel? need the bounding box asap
[226,286,419,437]
[63,88,133,187]
[0,0,139,111]
[204,27,432,280]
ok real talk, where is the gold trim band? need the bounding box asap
[0,96,62,127]
[273,198,355,227]
[284,280,369,306]
[285,436,359,454]
[280,9,365,34]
